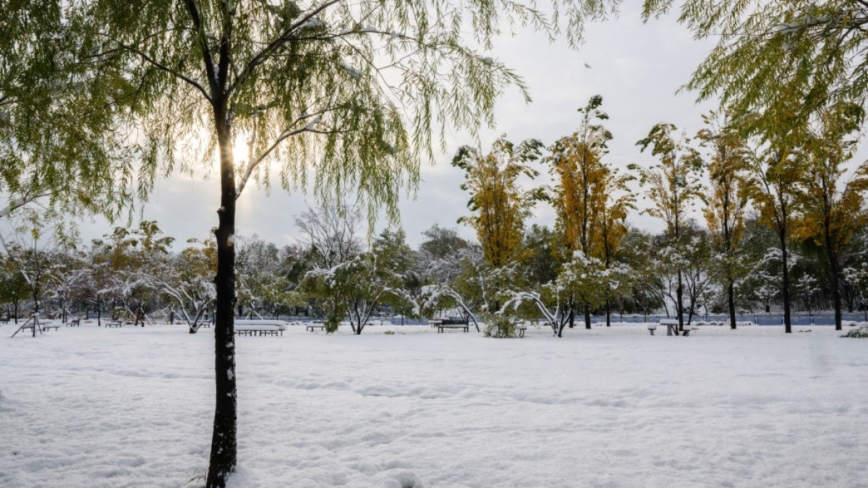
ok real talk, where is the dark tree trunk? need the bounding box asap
[676,270,684,332]
[605,299,611,327]
[780,233,792,334]
[826,249,843,331]
[205,105,238,488]
[584,307,591,330]
[728,282,737,330]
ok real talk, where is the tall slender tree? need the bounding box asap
[545,95,610,329]
[634,123,704,333]
[697,111,750,330]
[745,131,804,334]
[794,101,868,331]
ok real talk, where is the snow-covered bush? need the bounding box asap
[484,314,517,338]
[843,326,868,338]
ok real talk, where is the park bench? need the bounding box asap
[235,320,287,337]
[516,324,527,338]
[305,323,325,332]
[67,318,81,327]
[41,321,60,331]
[432,317,470,333]
[104,321,124,327]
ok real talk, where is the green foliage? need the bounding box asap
[843,326,868,338]
[453,135,543,267]
[642,1,868,132]
[483,313,517,338]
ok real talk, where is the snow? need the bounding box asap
[1,323,867,487]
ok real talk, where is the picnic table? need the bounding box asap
[657,319,692,336]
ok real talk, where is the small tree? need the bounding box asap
[634,123,705,332]
[697,110,751,329]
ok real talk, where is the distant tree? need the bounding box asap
[523,224,560,288]
[453,135,543,271]
[794,102,868,330]
[152,238,217,333]
[616,228,666,317]
[299,229,415,334]
[697,110,751,329]
[594,168,635,326]
[745,126,805,333]
[545,95,610,329]
[634,123,705,333]
[235,235,287,318]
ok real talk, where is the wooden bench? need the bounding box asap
[305,323,325,332]
[41,322,60,331]
[437,323,468,333]
[67,318,81,327]
[104,321,124,328]
[235,320,287,337]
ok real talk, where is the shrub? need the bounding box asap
[843,326,868,338]
[484,314,516,338]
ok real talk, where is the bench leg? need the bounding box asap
[649,329,654,336]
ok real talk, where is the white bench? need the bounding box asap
[305,323,325,332]
[40,321,60,331]
[235,320,288,337]
[104,321,124,328]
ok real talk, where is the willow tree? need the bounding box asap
[1,1,141,223]
[544,95,610,329]
[642,1,868,134]
[634,123,704,333]
[795,102,868,331]
[697,111,750,330]
[59,1,617,485]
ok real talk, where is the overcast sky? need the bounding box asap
[67,3,721,250]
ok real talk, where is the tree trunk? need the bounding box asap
[727,281,737,330]
[584,307,591,330]
[676,270,684,332]
[780,234,792,334]
[605,299,611,327]
[827,250,843,331]
[205,109,238,488]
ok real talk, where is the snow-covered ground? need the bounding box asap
[1,322,866,488]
